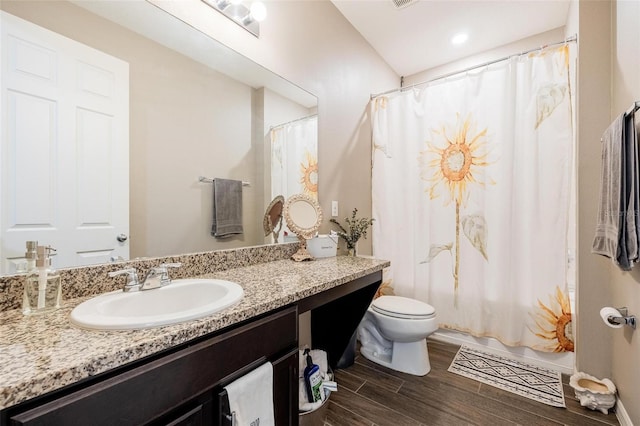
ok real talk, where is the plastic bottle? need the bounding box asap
[303,348,324,403]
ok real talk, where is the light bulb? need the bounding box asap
[250,1,267,22]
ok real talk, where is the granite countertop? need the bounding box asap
[0,256,389,411]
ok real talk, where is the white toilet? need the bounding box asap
[357,295,437,376]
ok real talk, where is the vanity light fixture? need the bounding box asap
[451,32,468,46]
[201,0,267,37]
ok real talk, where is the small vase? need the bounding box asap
[347,241,358,256]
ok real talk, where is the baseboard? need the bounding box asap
[431,330,574,375]
[616,398,633,426]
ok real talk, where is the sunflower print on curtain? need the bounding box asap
[371,44,574,352]
[270,115,318,202]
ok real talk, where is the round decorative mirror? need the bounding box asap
[263,195,285,243]
[284,194,323,261]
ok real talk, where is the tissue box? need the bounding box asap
[307,235,337,258]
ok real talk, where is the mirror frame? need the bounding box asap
[283,194,323,262]
[263,195,285,242]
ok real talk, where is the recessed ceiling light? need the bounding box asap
[451,33,468,45]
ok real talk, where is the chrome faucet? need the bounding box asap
[108,263,182,292]
[139,263,182,290]
[108,268,140,292]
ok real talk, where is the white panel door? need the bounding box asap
[1,12,129,273]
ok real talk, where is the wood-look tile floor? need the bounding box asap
[324,339,620,426]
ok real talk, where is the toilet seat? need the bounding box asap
[371,296,436,320]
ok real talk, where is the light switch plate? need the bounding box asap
[331,201,338,217]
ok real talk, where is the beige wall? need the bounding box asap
[153,1,400,255]
[575,0,640,423]
[166,0,399,346]
[609,0,640,422]
[1,1,322,260]
[575,0,614,383]
[259,1,400,255]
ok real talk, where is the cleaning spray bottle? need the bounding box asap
[303,348,324,403]
[23,244,61,315]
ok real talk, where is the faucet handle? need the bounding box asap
[156,262,182,285]
[108,268,140,291]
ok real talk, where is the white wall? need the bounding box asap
[403,27,566,86]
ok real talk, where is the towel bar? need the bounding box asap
[198,176,250,187]
[626,101,639,115]
[225,411,236,426]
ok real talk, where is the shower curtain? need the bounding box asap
[270,115,318,201]
[371,45,574,352]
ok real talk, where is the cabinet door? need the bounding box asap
[272,349,298,426]
[148,393,213,426]
[217,348,298,426]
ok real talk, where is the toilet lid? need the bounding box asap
[371,296,436,319]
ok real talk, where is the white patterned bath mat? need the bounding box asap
[448,345,565,408]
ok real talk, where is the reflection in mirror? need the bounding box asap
[284,194,323,262]
[0,0,318,275]
[270,115,318,202]
[263,195,284,243]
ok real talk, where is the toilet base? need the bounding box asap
[360,339,431,376]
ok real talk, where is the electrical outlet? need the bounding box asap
[331,201,338,217]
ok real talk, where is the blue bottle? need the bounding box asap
[303,349,323,403]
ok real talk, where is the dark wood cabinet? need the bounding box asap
[152,394,213,426]
[2,270,383,426]
[217,349,298,426]
[5,307,298,426]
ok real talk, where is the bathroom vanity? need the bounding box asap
[0,254,388,425]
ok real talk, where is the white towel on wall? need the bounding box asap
[224,362,275,426]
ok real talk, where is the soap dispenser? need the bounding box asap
[23,244,62,315]
[24,240,38,272]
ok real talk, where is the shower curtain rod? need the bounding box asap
[371,34,577,99]
[270,114,317,131]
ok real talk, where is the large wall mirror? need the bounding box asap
[0,0,318,275]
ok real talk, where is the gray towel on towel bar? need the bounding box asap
[623,111,639,264]
[592,114,626,268]
[592,110,639,271]
[211,178,243,238]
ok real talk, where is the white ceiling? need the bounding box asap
[331,0,571,77]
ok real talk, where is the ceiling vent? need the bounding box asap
[391,0,419,10]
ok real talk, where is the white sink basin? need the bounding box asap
[70,279,244,330]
